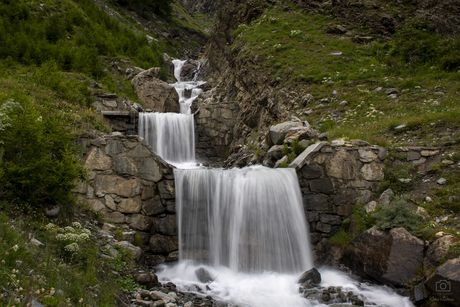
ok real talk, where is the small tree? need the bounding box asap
[371,198,421,235]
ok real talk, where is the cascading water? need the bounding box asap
[170,59,205,115]
[138,112,195,164]
[175,166,312,273]
[140,59,415,307]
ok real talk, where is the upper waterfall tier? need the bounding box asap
[139,112,195,164]
[170,59,205,114]
[174,166,313,273]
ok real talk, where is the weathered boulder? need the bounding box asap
[341,227,424,286]
[360,162,385,181]
[325,149,359,180]
[424,235,459,275]
[269,121,303,145]
[379,188,394,205]
[127,214,153,232]
[84,147,112,170]
[284,126,317,144]
[425,258,460,306]
[156,215,177,236]
[117,198,142,214]
[142,197,165,216]
[131,67,179,112]
[113,156,138,176]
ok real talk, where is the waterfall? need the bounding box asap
[170,59,205,114]
[138,112,195,163]
[174,166,313,273]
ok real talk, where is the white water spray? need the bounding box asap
[170,59,205,114]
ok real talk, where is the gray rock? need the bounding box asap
[364,201,378,213]
[117,198,142,214]
[102,211,126,224]
[384,88,400,95]
[158,180,175,199]
[274,155,289,168]
[131,68,179,113]
[318,133,328,140]
[310,178,335,194]
[105,140,122,155]
[127,214,153,232]
[379,188,394,206]
[84,147,112,170]
[301,94,314,106]
[267,145,285,161]
[284,126,318,144]
[319,214,342,225]
[149,291,175,303]
[113,156,138,176]
[425,258,460,305]
[407,151,421,161]
[339,101,348,106]
[394,124,406,130]
[341,227,424,286]
[25,296,44,307]
[195,267,214,283]
[156,215,177,236]
[411,284,430,305]
[104,195,117,211]
[132,271,161,289]
[316,222,332,233]
[87,199,106,212]
[142,197,165,216]
[424,235,459,274]
[44,205,60,217]
[149,234,178,253]
[358,149,377,162]
[325,149,359,180]
[437,178,447,185]
[360,162,385,181]
[269,121,303,145]
[140,158,162,182]
[298,267,321,284]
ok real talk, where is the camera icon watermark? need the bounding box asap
[435,280,451,293]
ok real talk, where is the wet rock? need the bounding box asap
[195,267,214,283]
[149,290,176,303]
[298,267,322,285]
[411,284,430,305]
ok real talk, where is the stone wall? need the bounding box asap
[75,135,178,263]
[93,93,142,135]
[194,88,240,159]
[291,142,443,245]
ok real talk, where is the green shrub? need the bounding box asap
[329,229,352,246]
[291,140,305,155]
[0,98,86,210]
[371,198,421,235]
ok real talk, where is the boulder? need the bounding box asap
[284,126,318,144]
[425,258,460,306]
[274,155,289,168]
[325,149,359,180]
[267,145,285,161]
[269,122,303,145]
[117,198,142,214]
[156,215,177,236]
[44,205,60,217]
[127,214,153,232]
[298,267,321,285]
[424,235,459,275]
[341,227,424,286]
[195,267,214,283]
[84,147,112,170]
[113,156,138,176]
[131,68,179,113]
[360,162,385,181]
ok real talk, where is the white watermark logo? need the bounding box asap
[435,280,451,293]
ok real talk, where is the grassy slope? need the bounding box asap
[232,4,460,146]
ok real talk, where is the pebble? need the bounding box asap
[437,178,447,185]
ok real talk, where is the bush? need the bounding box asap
[0,98,86,210]
[371,198,421,235]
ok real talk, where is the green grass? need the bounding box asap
[232,4,460,145]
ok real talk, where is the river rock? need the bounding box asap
[269,122,303,145]
[195,267,214,283]
[424,235,459,275]
[298,267,321,285]
[341,227,424,286]
[425,258,460,306]
[131,67,180,113]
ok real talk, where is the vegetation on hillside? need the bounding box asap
[231,4,460,146]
